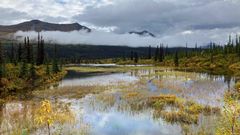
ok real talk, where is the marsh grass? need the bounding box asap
[0,100,77,135]
[1,65,236,135]
[215,89,240,135]
[33,85,112,99]
[147,94,221,125]
[66,66,154,74]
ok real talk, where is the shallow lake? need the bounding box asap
[0,66,236,135]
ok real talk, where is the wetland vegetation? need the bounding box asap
[1,35,240,135]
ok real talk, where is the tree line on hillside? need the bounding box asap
[1,34,240,67]
[130,34,240,66]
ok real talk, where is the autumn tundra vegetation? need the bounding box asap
[0,34,240,135]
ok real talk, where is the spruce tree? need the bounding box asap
[30,60,36,87]
[154,46,159,61]
[19,60,28,78]
[59,59,63,71]
[148,45,151,59]
[195,43,198,56]
[130,51,134,61]
[0,42,4,79]
[165,45,169,56]
[36,34,45,65]
[20,57,28,78]
[45,54,50,75]
[185,43,188,58]
[46,61,50,75]
[29,39,36,82]
[159,44,164,62]
[224,44,227,57]
[174,51,179,67]
[40,38,45,64]
[235,34,239,54]
[36,33,41,65]
[52,44,59,73]
[134,52,138,63]
[20,37,28,78]
[210,42,213,63]
[238,36,240,59]
[0,42,4,91]
[10,42,15,63]
[231,39,234,53]
[18,43,22,62]
[25,37,31,63]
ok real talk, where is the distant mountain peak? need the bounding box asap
[30,19,41,23]
[0,20,91,33]
[129,30,155,37]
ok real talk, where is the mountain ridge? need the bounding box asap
[0,20,91,33]
[129,30,156,37]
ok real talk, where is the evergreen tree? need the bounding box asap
[210,42,213,63]
[174,51,179,67]
[0,42,5,79]
[227,35,232,53]
[231,39,234,53]
[130,51,134,60]
[148,45,152,59]
[45,55,50,75]
[18,43,22,62]
[165,45,169,56]
[238,36,240,59]
[26,37,32,63]
[20,37,28,78]
[154,46,159,61]
[19,60,28,78]
[46,61,50,75]
[236,34,239,54]
[30,60,36,86]
[122,52,126,61]
[195,43,198,56]
[0,42,4,91]
[185,43,188,58]
[159,44,164,62]
[10,42,15,63]
[59,59,63,71]
[52,44,59,73]
[36,34,45,65]
[36,33,41,65]
[134,52,138,63]
[224,44,227,57]
[30,38,36,82]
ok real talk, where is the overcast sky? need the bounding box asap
[1,0,240,47]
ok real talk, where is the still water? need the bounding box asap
[0,66,235,135]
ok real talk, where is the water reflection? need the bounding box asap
[66,95,182,135]
[129,69,235,107]
[59,72,138,87]
[0,67,236,135]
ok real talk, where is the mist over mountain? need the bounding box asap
[0,20,233,47]
[129,30,155,37]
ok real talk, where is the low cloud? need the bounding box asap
[13,27,240,47]
[14,30,160,47]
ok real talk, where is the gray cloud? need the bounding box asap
[75,0,240,34]
[1,0,240,47]
[0,8,29,24]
